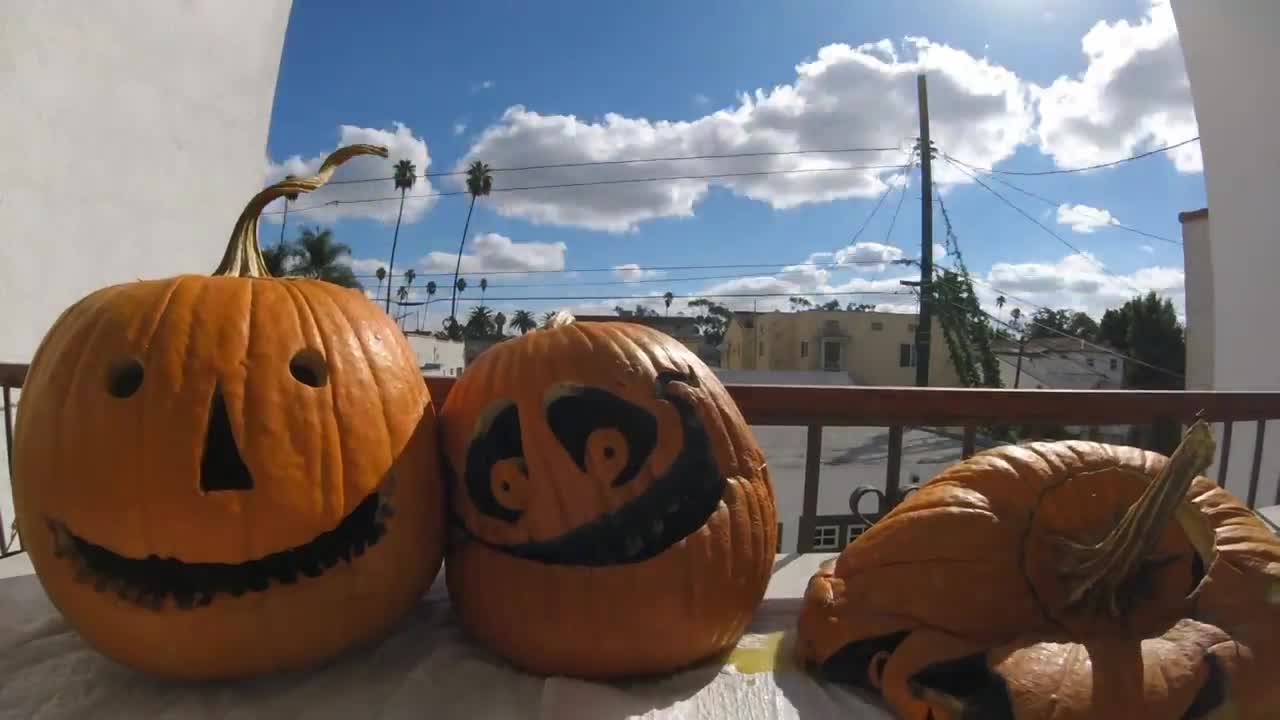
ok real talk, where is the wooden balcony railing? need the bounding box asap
[4,361,1280,560]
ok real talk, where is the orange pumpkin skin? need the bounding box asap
[440,316,777,678]
[11,146,446,680]
[797,441,1280,719]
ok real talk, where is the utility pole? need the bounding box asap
[914,73,934,387]
[1013,333,1028,388]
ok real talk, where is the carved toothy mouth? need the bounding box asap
[46,476,396,611]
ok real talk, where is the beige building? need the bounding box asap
[575,315,720,365]
[721,310,963,386]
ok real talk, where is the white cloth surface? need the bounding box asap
[0,554,892,720]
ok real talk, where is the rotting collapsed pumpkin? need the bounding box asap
[12,144,446,681]
[440,312,778,679]
[797,421,1280,718]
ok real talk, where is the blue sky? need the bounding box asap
[262,0,1202,329]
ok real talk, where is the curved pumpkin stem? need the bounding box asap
[1058,420,1216,616]
[214,143,390,278]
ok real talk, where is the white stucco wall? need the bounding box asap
[405,335,466,377]
[0,0,293,363]
[0,1,293,542]
[1170,1,1280,505]
[1179,210,1213,391]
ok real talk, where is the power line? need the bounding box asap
[936,265,1185,381]
[392,289,915,305]
[322,145,910,186]
[940,157,1149,297]
[943,137,1200,177]
[840,155,915,252]
[943,156,1181,245]
[351,257,919,280]
[262,161,911,216]
[882,162,912,248]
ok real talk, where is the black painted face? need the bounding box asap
[457,370,726,566]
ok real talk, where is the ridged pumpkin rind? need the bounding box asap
[440,320,777,678]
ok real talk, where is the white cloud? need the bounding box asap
[419,232,567,274]
[263,122,435,225]
[457,38,1032,232]
[471,80,495,94]
[981,252,1184,319]
[1140,244,1154,254]
[1033,0,1202,173]
[349,257,388,275]
[613,263,663,280]
[1056,203,1117,233]
[693,93,711,106]
[453,122,467,136]
[832,241,906,270]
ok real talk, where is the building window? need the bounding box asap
[871,321,884,331]
[800,340,809,358]
[1110,358,1118,371]
[813,525,840,550]
[822,340,841,370]
[899,343,917,368]
[1086,358,1095,367]
[845,524,867,545]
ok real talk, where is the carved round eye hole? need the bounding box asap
[106,358,144,398]
[289,348,328,388]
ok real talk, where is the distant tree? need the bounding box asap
[688,298,732,346]
[480,277,489,303]
[540,311,557,328]
[847,303,876,312]
[613,304,659,318]
[817,299,842,311]
[289,226,361,289]
[422,280,438,330]
[1099,292,1187,453]
[262,242,300,278]
[510,309,537,334]
[493,311,507,336]
[375,266,387,301]
[1027,308,1073,339]
[663,291,674,315]
[386,158,417,311]
[450,160,494,327]
[1009,307,1023,330]
[466,305,495,337]
[789,296,813,311]
[995,295,1006,323]
[1067,311,1100,341]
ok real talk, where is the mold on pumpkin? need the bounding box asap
[12,144,446,681]
[440,312,778,679]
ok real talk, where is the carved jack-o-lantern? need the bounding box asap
[440,313,777,678]
[12,145,445,680]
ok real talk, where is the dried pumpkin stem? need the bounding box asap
[1058,420,1216,617]
[213,143,390,278]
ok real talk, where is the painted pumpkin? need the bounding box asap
[797,421,1280,718]
[440,312,777,678]
[12,144,445,680]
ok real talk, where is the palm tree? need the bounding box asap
[404,268,417,292]
[466,305,494,337]
[291,226,361,288]
[996,295,1007,324]
[262,241,299,277]
[450,160,494,326]
[423,280,438,332]
[396,285,409,328]
[278,174,299,252]
[375,266,387,302]
[386,159,417,312]
[1009,307,1023,332]
[456,277,468,298]
[480,277,489,304]
[510,309,536,335]
[541,311,557,328]
[494,311,507,336]
[663,291,674,316]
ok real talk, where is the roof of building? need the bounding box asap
[574,314,699,329]
[991,336,1123,356]
[1178,207,1208,223]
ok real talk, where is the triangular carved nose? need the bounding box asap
[200,387,253,493]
